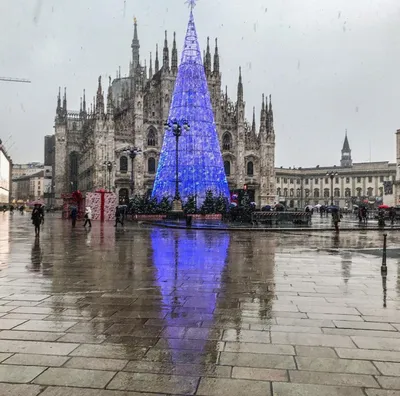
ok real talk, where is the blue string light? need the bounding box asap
[152,8,230,206]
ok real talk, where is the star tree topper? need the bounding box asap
[185,0,198,10]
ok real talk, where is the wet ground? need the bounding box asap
[0,213,399,395]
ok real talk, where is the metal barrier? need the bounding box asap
[251,212,311,226]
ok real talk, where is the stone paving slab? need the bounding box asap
[197,377,271,396]
[107,372,199,394]
[32,367,116,388]
[0,383,44,396]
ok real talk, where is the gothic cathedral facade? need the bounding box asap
[54,21,276,206]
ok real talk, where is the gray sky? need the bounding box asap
[1,0,399,167]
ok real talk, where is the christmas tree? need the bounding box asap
[201,190,215,214]
[151,1,230,207]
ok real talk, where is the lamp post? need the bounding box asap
[103,161,114,192]
[164,118,190,212]
[326,171,338,206]
[123,147,141,197]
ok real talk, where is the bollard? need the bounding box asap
[382,273,387,308]
[381,233,387,274]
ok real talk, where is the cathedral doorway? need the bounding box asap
[119,188,129,205]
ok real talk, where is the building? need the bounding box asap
[275,133,397,209]
[54,18,276,207]
[12,163,44,179]
[11,163,44,202]
[0,141,12,205]
[44,135,55,206]
[13,170,44,202]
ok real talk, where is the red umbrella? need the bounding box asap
[379,204,390,209]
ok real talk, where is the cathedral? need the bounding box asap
[54,19,276,207]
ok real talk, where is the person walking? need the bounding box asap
[71,206,78,228]
[332,207,341,233]
[83,207,92,228]
[389,207,396,225]
[114,206,124,228]
[31,204,42,237]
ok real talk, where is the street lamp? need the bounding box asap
[326,171,338,206]
[123,147,141,197]
[164,118,190,211]
[103,161,115,192]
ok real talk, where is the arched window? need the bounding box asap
[290,188,294,197]
[334,188,340,197]
[305,189,310,198]
[283,188,288,197]
[148,157,156,174]
[69,152,79,192]
[324,188,330,198]
[120,156,128,173]
[367,187,373,197]
[379,187,383,196]
[345,188,351,197]
[222,133,232,151]
[296,188,301,197]
[119,188,129,205]
[224,160,231,176]
[147,129,157,146]
[277,188,281,196]
[356,187,362,197]
[247,161,254,176]
[314,188,319,198]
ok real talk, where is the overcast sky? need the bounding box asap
[1,0,399,167]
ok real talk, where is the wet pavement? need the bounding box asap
[154,213,400,231]
[0,213,400,395]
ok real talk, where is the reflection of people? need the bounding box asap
[332,207,340,233]
[31,204,42,236]
[83,207,92,228]
[30,237,42,271]
[71,206,78,228]
[114,206,124,227]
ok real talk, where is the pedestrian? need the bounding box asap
[9,205,14,215]
[389,207,396,225]
[83,207,92,228]
[31,204,42,237]
[114,206,124,227]
[71,206,78,228]
[332,207,340,233]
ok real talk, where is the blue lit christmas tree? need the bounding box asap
[151,1,230,207]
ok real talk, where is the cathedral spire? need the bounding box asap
[268,94,274,132]
[149,52,153,79]
[259,94,266,136]
[83,89,86,114]
[96,76,104,115]
[171,32,178,74]
[62,88,67,116]
[163,31,169,71]
[155,44,160,73]
[213,38,219,74]
[237,67,243,103]
[131,17,140,76]
[252,106,256,135]
[56,87,61,116]
[205,37,211,76]
[107,76,113,116]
